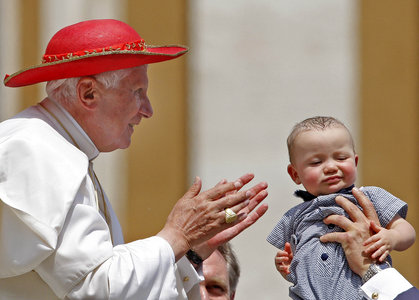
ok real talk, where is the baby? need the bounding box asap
[267,116,415,300]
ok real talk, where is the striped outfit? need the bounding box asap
[267,186,408,300]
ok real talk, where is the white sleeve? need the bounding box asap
[174,256,203,299]
[360,268,413,300]
[66,236,180,300]
[34,180,198,300]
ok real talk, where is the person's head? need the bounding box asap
[4,19,188,152]
[286,116,358,196]
[200,243,240,300]
[46,65,152,152]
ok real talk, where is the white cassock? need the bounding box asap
[0,98,202,299]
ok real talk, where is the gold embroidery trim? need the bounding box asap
[3,45,188,86]
[42,39,147,63]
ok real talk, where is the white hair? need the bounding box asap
[46,67,134,104]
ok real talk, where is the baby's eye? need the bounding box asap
[309,160,321,166]
[336,156,348,161]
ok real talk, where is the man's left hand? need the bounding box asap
[194,175,268,260]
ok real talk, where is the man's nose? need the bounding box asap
[139,96,153,118]
[199,284,209,300]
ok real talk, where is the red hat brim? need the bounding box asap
[4,45,188,87]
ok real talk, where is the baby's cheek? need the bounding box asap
[342,165,357,183]
[302,171,320,189]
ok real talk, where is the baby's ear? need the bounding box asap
[287,164,301,184]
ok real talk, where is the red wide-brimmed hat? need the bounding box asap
[4,19,188,87]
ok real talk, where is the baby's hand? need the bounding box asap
[363,221,395,262]
[275,242,293,278]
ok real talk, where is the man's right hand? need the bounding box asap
[320,187,380,277]
[158,173,268,261]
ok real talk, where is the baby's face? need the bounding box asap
[287,126,358,196]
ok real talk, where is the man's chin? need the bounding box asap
[100,139,131,152]
[117,140,132,151]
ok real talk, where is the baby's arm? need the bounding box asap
[364,214,416,262]
[275,242,293,279]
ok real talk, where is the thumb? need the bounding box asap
[284,242,292,255]
[369,220,382,234]
[185,176,202,197]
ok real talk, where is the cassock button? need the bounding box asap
[321,253,328,261]
[328,224,335,229]
[183,276,189,282]
[371,292,379,299]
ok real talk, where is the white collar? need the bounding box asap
[38,97,100,161]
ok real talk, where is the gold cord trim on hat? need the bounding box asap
[42,39,147,63]
[3,45,188,86]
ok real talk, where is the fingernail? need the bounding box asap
[234,181,242,188]
[243,199,250,206]
[262,181,268,188]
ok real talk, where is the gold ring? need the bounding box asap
[225,208,238,223]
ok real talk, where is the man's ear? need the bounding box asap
[287,164,301,184]
[76,77,99,109]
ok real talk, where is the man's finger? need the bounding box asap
[335,195,368,223]
[228,204,268,239]
[230,173,255,193]
[352,187,380,225]
[320,231,345,244]
[323,213,354,232]
[224,173,256,196]
[237,173,255,187]
[215,178,227,187]
[248,181,268,198]
[242,203,269,227]
[183,176,202,198]
[245,185,268,212]
[205,180,243,200]
[206,173,256,200]
[369,220,382,234]
[209,203,268,246]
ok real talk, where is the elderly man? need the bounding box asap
[0,19,268,299]
[200,242,240,300]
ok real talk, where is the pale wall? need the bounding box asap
[188,1,358,298]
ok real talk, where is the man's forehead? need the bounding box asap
[204,252,228,275]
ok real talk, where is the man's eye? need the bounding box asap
[206,285,226,296]
[135,89,142,96]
